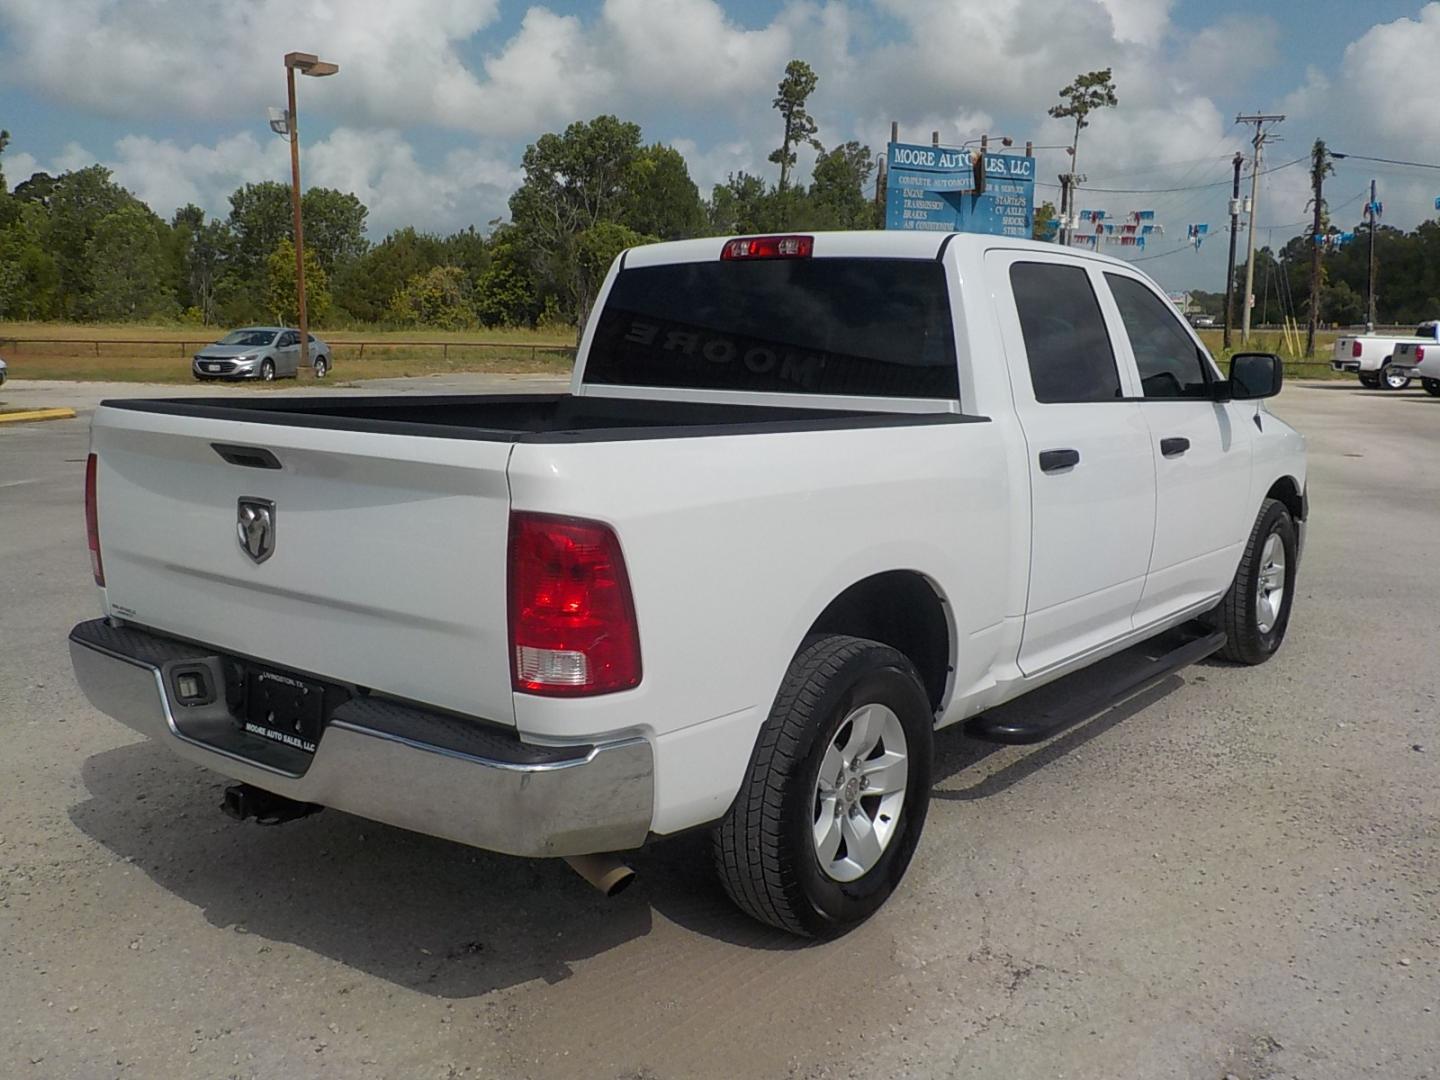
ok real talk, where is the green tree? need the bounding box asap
[621,144,706,239]
[1048,68,1118,179]
[509,115,646,322]
[1321,280,1364,326]
[264,239,330,326]
[0,201,62,319]
[511,116,644,241]
[807,141,876,229]
[301,187,369,272]
[769,60,822,194]
[388,265,476,329]
[474,228,541,328]
[225,182,367,292]
[332,226,448,323]
[46,166,143,316]
[1032,201,1057,241]
[441,226,490,280]
[575,221,652,329]
[708,172,778,234]
[179,216,232,325]
[83,204,177,320]
[12,171,58,207]
[226,181,293,282]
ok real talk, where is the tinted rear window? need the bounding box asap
[1010,262,1122,404]
[583,258,959,399]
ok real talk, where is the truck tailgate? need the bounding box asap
[90,405,516,724]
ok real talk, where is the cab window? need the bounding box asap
[1106,274,1212,399]
[1009,262,1122,403]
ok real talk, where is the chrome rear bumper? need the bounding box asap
[68,620,653,857]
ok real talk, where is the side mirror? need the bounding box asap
[1227,352,1284,400]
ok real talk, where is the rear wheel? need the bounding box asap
[1423,378,1440,397]
[713,635,933,938]
[1209,498,1297,665]
[313,354,329,378]
[1380,363,1411,391]
[1358,372,1380,389]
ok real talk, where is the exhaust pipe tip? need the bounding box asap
[564,853,636,897]
[221,783,322,826]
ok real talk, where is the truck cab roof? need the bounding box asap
[622,230,1143,269]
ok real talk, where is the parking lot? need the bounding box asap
[1,377,1436,1079]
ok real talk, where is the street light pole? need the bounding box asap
[282,51,339,375]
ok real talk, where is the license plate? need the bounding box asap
[206,363,221,372]
[242,669,324,753]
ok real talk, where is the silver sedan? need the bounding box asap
[192,327,332,381]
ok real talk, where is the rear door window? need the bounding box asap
[1009,262,1122,403]
[1106,274,1212,399]
[584,258,959,399]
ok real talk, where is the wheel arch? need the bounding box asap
[1264,475,1305,523]
[804,570,953,713]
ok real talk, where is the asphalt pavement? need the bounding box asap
[1,377,1436,1079]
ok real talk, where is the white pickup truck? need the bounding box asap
[69,232,1307,937]
[1387,336,1440,396]
[1331,322,1439,389]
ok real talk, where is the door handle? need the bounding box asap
[1038,448,1080,473]
[1160,437,1191,457]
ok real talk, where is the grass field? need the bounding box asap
[0,322,578,383]
[0,322,1347,384]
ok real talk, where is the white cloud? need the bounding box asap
[106,133,286,221]
[11,128,518,236]
[1285,3,1440,147]
[1095,0,1172,47]
[0,0,810,137]
[304,129,520,234]
[4,149,38,185]
[603,0,792,106]
[0,0,504,129]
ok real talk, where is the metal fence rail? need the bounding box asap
[0,337,577,358]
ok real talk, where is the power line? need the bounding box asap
[1332,151,1440,172]
[1035,155,1304,194]
[1124,244,1195,263]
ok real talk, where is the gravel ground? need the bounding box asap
[1,377,1436,1080]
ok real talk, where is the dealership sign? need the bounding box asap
[884,141,1035,238]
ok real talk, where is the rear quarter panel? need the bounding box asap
[507,420,1015,832]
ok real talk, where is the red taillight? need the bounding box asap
[1352,340,1363,358]
[1416,346,1426,362]
[721,235,813,260]
[508,512,641,696]
[84,453,104,586]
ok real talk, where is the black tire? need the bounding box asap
[1378,363,1411,391]
[1209,498,1298,665]
[1423,378,1440,397]
[313,354,329,378]
[260,359,275,382]
[713,635,933,938]
[1358,372,1380,389]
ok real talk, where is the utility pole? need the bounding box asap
[1058,173,1072,245]
[1223,151,1243,350]
[1236,112,1284,343]
[1366,179,1378,332]
[1305,140,1331,358]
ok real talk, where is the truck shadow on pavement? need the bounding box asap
[68,636,1203,994]
[68,743,804,999]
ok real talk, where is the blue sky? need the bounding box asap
[3,0,1439,292]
